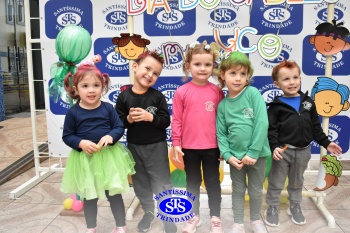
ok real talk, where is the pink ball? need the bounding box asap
[72,200,84,212]
[70,194,77,200]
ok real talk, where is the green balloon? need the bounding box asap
[170,169,187,188]
[55,25,92,63]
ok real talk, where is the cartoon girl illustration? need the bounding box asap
[309,18,350,55]
[311,77,349,117]
[112,33,150,60]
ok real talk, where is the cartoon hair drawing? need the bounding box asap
[112,33,150,60]
[311,77,349,117]
[309,18,350,55]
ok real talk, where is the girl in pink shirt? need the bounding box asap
[171,42,224,233]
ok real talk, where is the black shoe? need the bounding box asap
[163,221,177,233]
[137,211,154,232]
[264,205,279,227]
[287,203,306,225]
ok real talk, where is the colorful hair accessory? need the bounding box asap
[224,49,233,59]
[78,54,102,67]
[190,41,200,49]
[204,44,210,50]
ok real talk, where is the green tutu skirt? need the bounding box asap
[60,143,135,200]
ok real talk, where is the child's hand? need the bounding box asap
[327,142,342,156]
[129,107,153,122]
[79,139,100,155]
[242,155,257,166]
[98,135,113,148]
[227,156,244,170]
[273,147,284,161]
[173,146,184,163]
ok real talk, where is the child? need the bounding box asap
[60,64,135,233]
[115,51,177,233]
[171,42,224,233]
[216,51,270,233]
[265,60,342,227]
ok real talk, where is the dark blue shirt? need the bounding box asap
[62,101,124,151]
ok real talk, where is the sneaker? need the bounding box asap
[137,211,154,232]
[287,204,306,225]
[264,206,279,227]
[250,220,267,233]
[210,216,223,233]
[228,223,245,233]
[85,228,96,233]
[111,226,126,233]
[182,215,201,233]
[163,221,177,233]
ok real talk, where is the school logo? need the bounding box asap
[146,106,158,115]
[252,76,283,104]
[107,83,124,104]
[102,4,128,31]
[144,2,196,36]
[311,116,349,155]
[205,101,215,112]
[94,38,129,77]
[44,0,93,39]
[302,101,312,111]
[250,2,303,35]
[314,2,346,25]
[155,189,195,223]
[166,126,172,146]
[243,108,254,118]
[156,80,180,115]
[207,3,239,30]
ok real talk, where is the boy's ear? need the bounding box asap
[343,100,350,111]
[273,80,280,88]
[309,35,316,45]
[132,61,138,71]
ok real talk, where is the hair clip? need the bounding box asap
[204,44,210,50]
[190,41,200,49]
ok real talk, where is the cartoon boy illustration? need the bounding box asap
[309,18,350,55]
[311,77,349,117]
[112,33,150,60]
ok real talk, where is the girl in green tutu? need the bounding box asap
[60,64,135,233]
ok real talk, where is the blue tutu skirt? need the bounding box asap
[60,143,135,200]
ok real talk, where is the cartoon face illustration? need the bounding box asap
[112,33,150,60]
[309,19,350,56]
[311,77,349,117]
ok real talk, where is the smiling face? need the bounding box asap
[221,65,248,98]
[314,90,344,117]
[186,53,214,86]
[310,35,348,56]
[132,56,163,93]
[74,74,102,109]
[119,41,146,60]
[274,66,301,97]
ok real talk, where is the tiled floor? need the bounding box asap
[0,112,349,233]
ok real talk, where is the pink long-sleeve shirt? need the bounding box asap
[171,81,224,149]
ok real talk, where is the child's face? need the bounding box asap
[132,56,162,90]
[186,53,214,85]
[274,67,301,97]
[220,65,248,98]
[74,74,102,109]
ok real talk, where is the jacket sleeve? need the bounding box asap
[115,92,130,129]
[108,104,125,142]
[267,106,280,153]
[62,109,82,151]
[310,100,331,148]
[151,93,170,130]
[246,91,269,159]
[216,100,232,161]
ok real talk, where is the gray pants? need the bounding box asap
[230,157,266,223]
[266,146,311,207]
[128,141,173,212]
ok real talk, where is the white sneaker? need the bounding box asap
[250,220,267,233]
[182,215,201,233]
[228,223,245,233]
